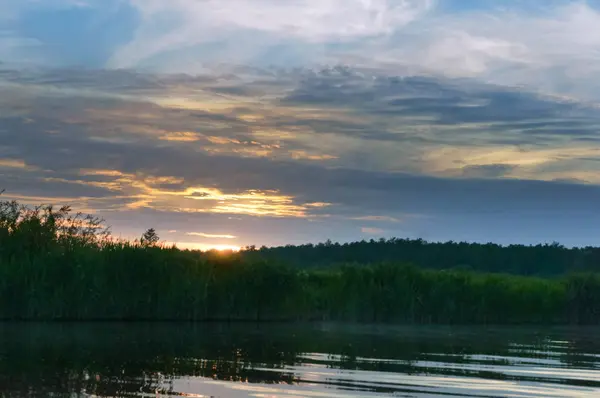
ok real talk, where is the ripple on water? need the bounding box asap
[0,324,599,398]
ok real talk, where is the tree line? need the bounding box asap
[240,238,600,276]
[0,199,599,324]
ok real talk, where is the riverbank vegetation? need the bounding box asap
[0,199,599,324]
[243,238,600,276]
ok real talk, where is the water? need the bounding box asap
[0,323,599,397]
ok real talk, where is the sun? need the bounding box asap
[169,241,241,252]
[204,244,242,252]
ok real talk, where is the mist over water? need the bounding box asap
[0,323,598,397]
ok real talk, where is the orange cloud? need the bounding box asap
[206,136,242,145]
[159,132,201,142]
[66,173,332,218]
[289,150,338,161]
[0,158,37,171]
[179,187,327,217]
[79,169,129,177]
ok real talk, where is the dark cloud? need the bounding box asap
[2,65,600,246]
[0,65,212,92]
[280,69,600,142]
[3,105,598,219]
[0,172,116,199]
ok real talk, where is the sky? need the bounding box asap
[2,0,600,249]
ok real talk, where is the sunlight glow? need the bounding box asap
[70,169,330,218]
[169,241,242,252]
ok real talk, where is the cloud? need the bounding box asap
[109,0,433,69]
[3,65,600,181]
[0,158,36,170]
[85,0,600,102]
[353,216,402,222]
[456,164,516,179]
[186,232,237,239]
[3,0,600,102]
[2,0,600,248]
[159,132,201,142]
[2,64,600,246]
[332,2,600,99]
[362,227,385,235]
[423,3,600,98]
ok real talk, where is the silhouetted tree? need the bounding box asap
[140,228,160,247]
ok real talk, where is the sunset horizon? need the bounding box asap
[2,2,600,395]
[2,1,600,248]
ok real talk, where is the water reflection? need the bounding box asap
[0,324,598,397]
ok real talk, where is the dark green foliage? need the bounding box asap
[243,238,600,276]
[0,199,599,324]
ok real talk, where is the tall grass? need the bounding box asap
[0,200,599,324]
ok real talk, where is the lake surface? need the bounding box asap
[0,323,599,397]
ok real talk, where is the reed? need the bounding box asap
[0,200,598,324]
